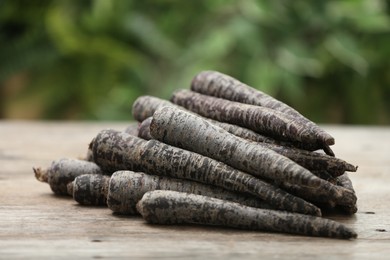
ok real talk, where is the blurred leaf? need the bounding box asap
[324,33,368,75]
[327,0,390,32]
[123,13,179,59]
[1,0,389,124]
[276,45,324,77]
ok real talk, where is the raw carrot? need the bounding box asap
[137,190,357,239]
[171,89,329,149]
[33,158,103,195]
[191,70,335,147]
[107,170,272,215]
[123,122,140,136]
[260,143,357,177]
[85,147,94,162]
[279,182,338,208]
[336,173,358,214]
[311,170,337,184]
[138,117,153,140]
[84,123,139,162]
[150,106,356,205]
[280,172,358,213]
[337,173,356,194]
[132,95,322,151]
[139,139,320,215]
[90,129,321,215]
[89,129,145,173]
[67,174,110,206]
[132,95,173,122]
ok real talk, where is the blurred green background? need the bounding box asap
[1,0,390,124]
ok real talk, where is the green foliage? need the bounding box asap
[1,0,389,123]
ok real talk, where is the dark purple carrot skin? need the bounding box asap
[311,170,337,184]
[281,173,358,214]
[132,96,174,122]
[219,123,325,152]
[139,139,320,216]
[260,142,357,177]
[191,71,335,146]
[107,171,273,215]
[90,129,320,215]
[90,129,147,173]
[279,182,337,208]
[85,124,139,162]
[33,158,103,196]
[151,106,330,189]
[337,173,356,194]
[85,147,94,162]
[67,174,110,206]
[132,95,270,144]
[137,190,357,239]
[89,129,146,173]
[171,89,326,148]
[123,122,140,136]
[138,117,153,140]
[336,173,358,214]
[132,95,324,152]
[140,114,268,143]
[150,106,357,207]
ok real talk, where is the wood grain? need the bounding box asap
[0,121,389,259]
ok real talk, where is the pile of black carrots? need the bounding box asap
[34,71,358,239]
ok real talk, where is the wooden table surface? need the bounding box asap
[1,121,389,259]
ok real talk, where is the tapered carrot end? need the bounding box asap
[340,227,358,239]
[339,204,358,215]
[322,144,335,157]
[67,181,74,196]
[345,164,358,172]
[326,137,335,146]
[321,131,335,146]
[314,207,322,217]
[191,71,214,88]
[33,167,48,183]
[336,188,358,206]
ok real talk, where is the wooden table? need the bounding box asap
[1,121,389,259]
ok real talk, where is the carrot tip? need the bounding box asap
[346,164,358,172]
[315,208,322,217]
[33,167,48,183]
[345,229,358,239]
[67,182,74,196]
[325,137,335,146]
[191,72,206,88]
[322,144,335,157]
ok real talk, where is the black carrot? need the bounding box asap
[123,122,140,136]
[150,106,356,206]
[67,174,110,205]
[34,158,103,195]
[137,190,357,239]
[171,89,329,149]
[260,143,357,177]
[107,170,272,215]
[336,173,358,214]
[90,129,321,215]
[191,70,335,148]
[138,117,153,140]
[133,95,323,152]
